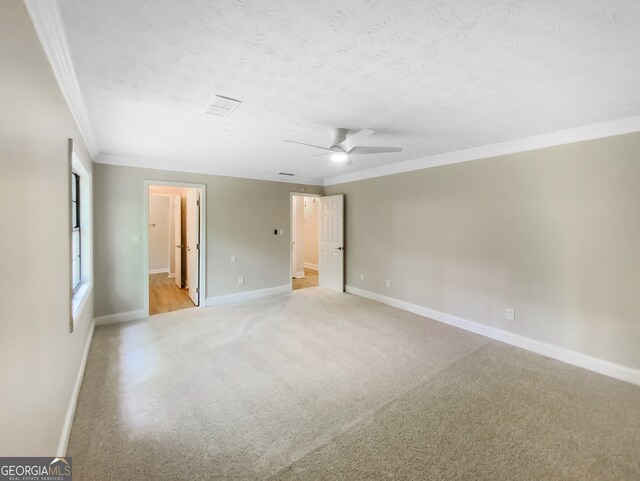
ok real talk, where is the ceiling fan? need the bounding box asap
[284,128,402,165]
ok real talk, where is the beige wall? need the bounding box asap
[303,197,319,267]
[326,132,640,370]
[93,164,323,316]
[0,0,94,455]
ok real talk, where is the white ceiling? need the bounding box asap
[58,0,640,183]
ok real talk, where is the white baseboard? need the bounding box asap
[57,319,95,456]
[206,284,290,306]
[149,268,169,274]
[346,286,640,386]
[304,263,318,270]
[95,309,146,326]
[168,273,175,278]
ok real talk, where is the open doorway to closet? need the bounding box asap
[145,182,205,316]
[291,194,320,290]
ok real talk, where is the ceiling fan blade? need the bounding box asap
[283,140,331,151]
[338,128,374,152]
[349,146,403,155]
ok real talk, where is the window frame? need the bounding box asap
[70,146,93,331]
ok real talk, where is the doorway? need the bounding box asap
[291,193,345,292]
[144,182,206,316]
[290,194,320,290]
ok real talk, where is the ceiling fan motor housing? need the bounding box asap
[330,128,348,147]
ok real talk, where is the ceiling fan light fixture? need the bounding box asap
[330,151,349,163]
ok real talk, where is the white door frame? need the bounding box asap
[289,192,320,290]
[186,189,201,306]
[143,180,207,317]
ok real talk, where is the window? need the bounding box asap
[71,171,81,292]
[70,145,92,330]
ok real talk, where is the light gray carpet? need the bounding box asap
[68,288,640,480]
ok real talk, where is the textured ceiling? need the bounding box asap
[58,0,640,181]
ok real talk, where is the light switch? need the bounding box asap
[385,280,391,288]
[238,276,245,285]
[278,229,284,236]
[231,255,237,263]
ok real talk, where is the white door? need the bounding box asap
[173,195,182,288]
[318,194,344,292]
[186,190,200,306]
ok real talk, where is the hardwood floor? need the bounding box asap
[292,267,318,290]
[149,273,195,315]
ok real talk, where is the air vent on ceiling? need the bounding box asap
[204,95,241,117]
[278,172,295,176]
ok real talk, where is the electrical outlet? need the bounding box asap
[505,308,515,321]
[385,279,391,288]
[238,276,244,285]
[360,274,365,282]
[231,255,237,263]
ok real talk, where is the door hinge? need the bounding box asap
[196,243,200,249]
[196,287,199,294]
[196,200,200,206]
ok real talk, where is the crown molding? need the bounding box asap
[22,0,640,187]
[323,116,640,186]
[96,154,325,186]
[25,0,99,160]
